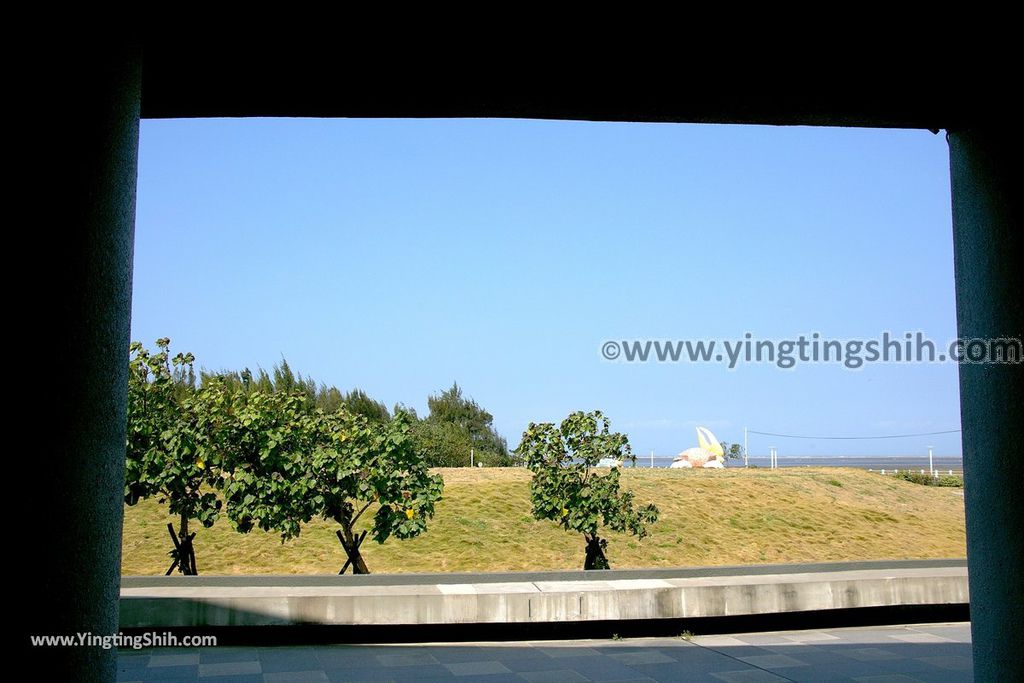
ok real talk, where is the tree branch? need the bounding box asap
[350,500,373,526]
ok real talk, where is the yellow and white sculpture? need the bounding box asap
[670,427,726,468]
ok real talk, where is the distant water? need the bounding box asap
[629,455,963,473]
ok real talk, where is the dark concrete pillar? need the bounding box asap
[23,49,140,680]
[949,129,1023,681]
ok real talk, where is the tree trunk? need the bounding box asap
[337,526,370,574]
[165,521,198,576]
[179,513,197,575]
[583,533,610,570]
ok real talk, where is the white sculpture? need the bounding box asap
[670,427,727,469]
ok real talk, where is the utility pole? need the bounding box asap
[470,448,474,468]
[744,426,749,468]
[928,445,934,477]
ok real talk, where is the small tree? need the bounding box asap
[210,385,321,541]
[515,410,659,569]
[720,442,744,461]
[312,410,443,573]
[125,339,222,575]
[216,389,443,575]
[410,419,476,468]
[340,388,391,423]
[420,383,513,466]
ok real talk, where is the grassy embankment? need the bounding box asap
[122,467,966,575]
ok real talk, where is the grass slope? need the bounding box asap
[122,468,966,575]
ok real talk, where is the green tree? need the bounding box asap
[418,382,513,466]
[340,388,390,423]
[720,442,744,461]
[201,362,388,421]
[125,339,222,575]
[393,403,419,420]
[515,410,659,569]
[410,419,476,468]
[310,410,441,573]
[317,385,345,413]
[214,389,443,575]
[203,384,319,540]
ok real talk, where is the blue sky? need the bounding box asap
[132,119,960,457]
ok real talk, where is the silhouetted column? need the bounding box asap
[24,49,140,681]
[949,128,1023,681]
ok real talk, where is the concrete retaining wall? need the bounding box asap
[120,560,968,628]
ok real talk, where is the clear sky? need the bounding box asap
[132,118,961,457]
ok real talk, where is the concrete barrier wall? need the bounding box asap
[120,561,968,628]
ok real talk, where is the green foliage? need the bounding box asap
[201,361,389,422]
[308,410,444,546]
[341,388,390,423]
[406,383,514,467]
[201,370,511,468]
[211,387,443,573]
[890,471,963,488]
[206,384,322,539]
[721,442,744,460]
[130,340,444,575]
[393,403,419,420]
[126,339,222,525]
[515,410,659,568]
[893,471,938,486]
[410,419,476,468]
[126,339,223,574]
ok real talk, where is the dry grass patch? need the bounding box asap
[122,467,965,575]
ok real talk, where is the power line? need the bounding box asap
[746,429,961,440]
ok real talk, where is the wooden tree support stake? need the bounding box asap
[337,529,369,574]
[165,523,198,576]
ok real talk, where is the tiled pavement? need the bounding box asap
[118,622,972,682]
